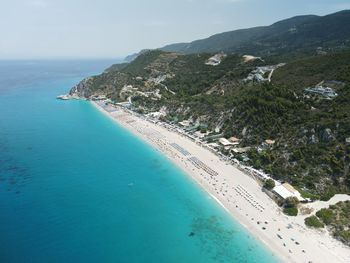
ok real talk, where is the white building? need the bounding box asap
[273,182,305,202]
[219,138,234,147]
[179,120,191,127]
[229,137,240,145]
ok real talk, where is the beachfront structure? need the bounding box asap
[229,136,240,145]
[204,133,224,141]
[194,130,209,139]
[232,147,250,154]
[147,111,165,119]
[90,95,107,100]
[244,167,270,181]
[116,101,132,108]
[207,142,220,149]
[179,120,191,127]
[273,182,305,202]
[185,124,200,132]
[219,138,235,147]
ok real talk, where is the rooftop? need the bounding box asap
[273,183,305,201]
[265,139,275,145]
[229,136,240,143]
[219,138,234,146]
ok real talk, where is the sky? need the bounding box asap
[0,0,349,59]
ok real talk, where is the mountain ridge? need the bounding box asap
[159,10,350,56]
[69,10,350,202]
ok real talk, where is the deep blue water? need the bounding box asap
[0,60,279,263]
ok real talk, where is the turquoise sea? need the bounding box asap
[0,60,279,263]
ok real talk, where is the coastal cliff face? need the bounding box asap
[70,77,94,98]
[70,11,350,201]
[70,71,133,100]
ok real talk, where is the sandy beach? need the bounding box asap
[92,101,350,263]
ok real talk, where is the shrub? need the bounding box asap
[200,127,207,133]
[316,208,334,225]
[305,215,325,228]
[320,190,336,201]
[263,179,275,190]
[283,207,298,216]
[284,196,299,208]
[329,204,337,210]
[295,187,320,200]
[337,230,350,243]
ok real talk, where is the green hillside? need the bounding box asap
[70,49,350,200]
[70,10,350,200]
[161,10,350,56]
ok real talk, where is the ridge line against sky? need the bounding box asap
[1,0,350,59]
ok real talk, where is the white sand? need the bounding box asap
[305,194,350,212]
[92,101,350,263]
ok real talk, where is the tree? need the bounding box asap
[316,208,334,225]
[283,207,298,216]
[284,196,299,208]
[283,197,299,216]
[263,179,275,190]
[305,215,325,228]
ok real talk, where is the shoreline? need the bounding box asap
[91,100,350,263]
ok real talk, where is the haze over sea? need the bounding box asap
[0,60,278,263]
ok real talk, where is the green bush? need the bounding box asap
[83,48,350,199]
[311,201,350,246]
[284,196,299,208]
[316,208,334,225]
[329,204,337,210]
[305,215,325,228]
[320,191,336,201]
[283,207,298,216]
[263,179,275,190]
[338,230,350,242]
[295,187,320,200]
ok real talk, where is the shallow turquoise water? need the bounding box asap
[0,61,279,263]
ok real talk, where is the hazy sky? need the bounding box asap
[1,0,349,59]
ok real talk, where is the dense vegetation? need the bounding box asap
[161,10,350,56]
[305,201,350,245]
[242,52,350,200]
[305,215,325,228]
[282,197,299,216]
[71,48,350,200]
[263,179,275,190]
[70,10,350,201]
